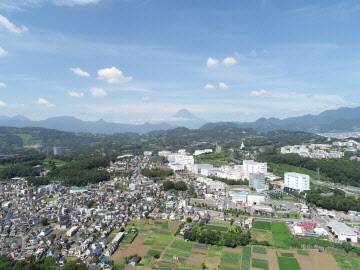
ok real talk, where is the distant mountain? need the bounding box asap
[169,109,207,129]
[234,106,360,132]
[0,115,177,134]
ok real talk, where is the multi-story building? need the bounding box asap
[243,160,267,174]
[248,173,266,190]
[284,172,310,192]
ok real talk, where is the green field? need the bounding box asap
[277,257,301,270]
[204,224,228,231]
[253,246,267,254]
[280,252,294,257]
[269,162,331,181]
[333,252,360,270]
[297,250,309,256]
[169,239,194,252]
[241,246,251,270]
[271,222,291,248]
[252,258,269,270]
[121,233,138,244]
[253,221,272,230]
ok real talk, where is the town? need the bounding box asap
[1,144,360,269]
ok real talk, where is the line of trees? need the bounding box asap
[183,223,251,248]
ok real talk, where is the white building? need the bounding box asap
[247,194,266,206]
[327,220,357,243]
[193,149,213,156]
[158,150,172,157]
[66,226,78,237]
[284,172,310,192]
[167,154,194,165]
[243,160,267,174]
[144,151,153,156]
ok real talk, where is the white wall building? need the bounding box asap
[327,220,358,243]
[284,172,310,192]
[249,173,266,190]
[243,160,267,174]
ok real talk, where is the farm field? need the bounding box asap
[107,218,355,270]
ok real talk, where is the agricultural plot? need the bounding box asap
[280,252,294,257]
[253,221,272,230]
[169,239,194,252]
[253,246,267,254]
[121,233,138,244]
[333,252,360,270]
[252,258,269,270]
[277,257,301,270]
[297,250,309,256]
[251,228,273,243]
[241,246,251,270]
[271,221,291,248]
[203,224,228,231]
[219,251,241,270]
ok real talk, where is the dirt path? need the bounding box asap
[267,249,279,270]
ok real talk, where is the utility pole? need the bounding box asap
[317,167,320,181]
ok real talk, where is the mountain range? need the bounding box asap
[1,106,360,134]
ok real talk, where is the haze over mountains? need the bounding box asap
[0,107,360,134]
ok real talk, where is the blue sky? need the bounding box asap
[0,0,360,124]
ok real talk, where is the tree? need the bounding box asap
[162,180,175,191]
[62,261,88,270]
[230,219,235,225]
[40,217,49,226]
[186,217,192,223]
[174,181,188,191]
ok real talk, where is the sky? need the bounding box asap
[1,0,360,124]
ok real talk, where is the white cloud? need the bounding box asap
[207,57,219,68]
[219,82,229,89]
[97,67,132,84]
[36,98,55,107]
[0,47,8,56]
[0,82,6,88]
[0,15,28,34]
[250,90,271,96]
[141,97,150,101]
[70,67,90,77]
[222,57,237,66]
[52,0,101,6]
[204,84,217,89]
[89,87,107,97]
[0,101,6,107]
[68,91,84,97]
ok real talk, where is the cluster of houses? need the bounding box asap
[280,143,346,159]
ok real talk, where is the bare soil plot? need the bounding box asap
[170,220,183,232]
[222,247,242,254]
[157,261,178,268]
[143,224,153,230]
[251,229,273,243]
[131,234,147,245]
[205,257,221,269]
[185,252,207,268]
[267,249,279,270]
[192,248,208,254]
[122,245,151,258]
[297,250,340,270]
[252,252,268,260]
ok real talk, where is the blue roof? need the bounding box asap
[101,258,108,263]
[93,249,101,253]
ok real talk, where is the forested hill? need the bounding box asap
[0,125,326,155]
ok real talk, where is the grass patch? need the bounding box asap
[297,250,309,256]
[152,245,165,250]
[333,252,360,270]
[145,249,162,258]
[220,251,240,265]
[252,258,269,270]
[253,221,271,231]
[121,233,138,244]
[204,224,228,231]
[271,222,291,248]
[277,257,301,270]
[164,248,190,258]
[280,253,294,257]
[241,246,251,270]
[253,246,267,254]
[169,239,194,252]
